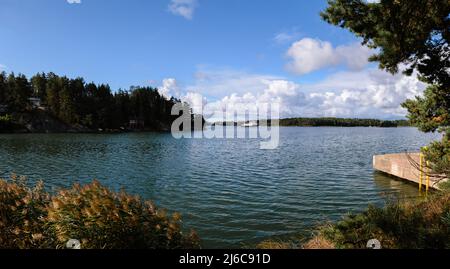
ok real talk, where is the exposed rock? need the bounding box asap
[9,110,92,133]
[1,110,175,133]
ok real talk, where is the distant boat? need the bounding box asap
[241,121,258,127]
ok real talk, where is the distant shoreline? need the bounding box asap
[212,117,410,128]
[1,110,411,134]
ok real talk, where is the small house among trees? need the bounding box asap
[128,119,145,130]
[28,97,43,109]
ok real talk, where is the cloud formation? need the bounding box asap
[302,69,424,118]
[285,38,373,75]
[186,68,282,98]
[159,78,181,99]
[165,67,425,120]
[168,0,198,20]
[67,0,81,4]
[273,29,301,44]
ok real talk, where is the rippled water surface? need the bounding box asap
[0,127,441,247]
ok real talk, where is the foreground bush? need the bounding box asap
[256,193,450,249]
[256,236,335,250]
[0,176,200,249]
[315,192,450,249]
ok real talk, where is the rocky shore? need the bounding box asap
[0,110,172,134]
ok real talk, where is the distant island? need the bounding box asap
[279,117,410,127]
[212,118,410,128]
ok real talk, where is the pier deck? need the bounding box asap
[373,153,446,190]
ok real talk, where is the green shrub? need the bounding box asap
[0,114,15,130]
[259,193,450,249]
[423,131,450,180]
[0,177,200,249]
[319,193,450,249]
[0,114,12,123]
[439,181,450,191]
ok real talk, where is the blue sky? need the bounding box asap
[0,0,424,119]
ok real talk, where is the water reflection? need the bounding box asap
[372,171,421,200]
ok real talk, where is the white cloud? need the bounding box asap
[285,38,373,75]
[159,78,180,99]
[164,67,426,120]
[203,79,303,119]
[67,0,81,4]
[0,64,6,71]
[273,29,301,44]
[186,68,282,98]
[303,70,425,118]
[182,92,208,113]
[168,0,198,20]
[335,43,374,70]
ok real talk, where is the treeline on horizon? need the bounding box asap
[213,117,410,127]
[279,117,410,127]
[0,72,180,130]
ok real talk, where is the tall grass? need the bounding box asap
[256,192,450,249]
[0,176,200,249]
[311,192,450,249]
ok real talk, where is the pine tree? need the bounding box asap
[30,73,48,101]
[6,73,32,111]
[0,72,7,106]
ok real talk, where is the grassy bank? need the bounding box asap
[0,176,200,249]
[258,191,450,249]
